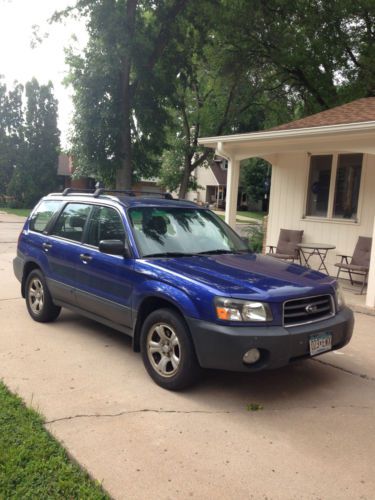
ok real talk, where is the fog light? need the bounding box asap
[243,348,261,364]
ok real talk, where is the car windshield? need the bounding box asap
[128,207,248,258]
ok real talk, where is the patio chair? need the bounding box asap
[335,236,372,294]
[268,229,303,264]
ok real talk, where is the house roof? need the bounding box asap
[211,162,227,185]
[270,97,375,131]
[198,98,375,158]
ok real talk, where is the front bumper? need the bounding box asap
[187,307,354,372]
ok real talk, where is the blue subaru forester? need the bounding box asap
[13,189,354,390]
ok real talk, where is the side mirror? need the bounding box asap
[99,239,130,257]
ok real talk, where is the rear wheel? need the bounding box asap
[25,269,61,322]
[140,308,201,390]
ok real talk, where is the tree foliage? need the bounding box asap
[57,0,375,197]
[240,159,271,204]
[0,78,60,207]
[0,81,24,199]
[59,0,193,189]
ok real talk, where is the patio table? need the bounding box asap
[297,243,336,274]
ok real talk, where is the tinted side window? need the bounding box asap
[85,206,125,247]
[29,200,62,233]
[52,203,91,242]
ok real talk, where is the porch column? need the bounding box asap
[225,158,240,228]
[366,216,375,308]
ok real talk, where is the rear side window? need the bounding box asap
[84,206,125,247]
[29,200,62,233]
[52,203,91,242]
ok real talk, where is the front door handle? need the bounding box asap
[80,253,93,263]
[42,242,52,251]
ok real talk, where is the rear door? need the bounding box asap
[46,202,92,304]
[74,204,134,328]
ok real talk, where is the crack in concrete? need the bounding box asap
[45,408,232,424]
[312,358,375,381]
[0,297,22,302]
[45,404,374,425]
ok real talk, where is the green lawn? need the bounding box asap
[0,207,31,217]
[0,381,109,499]
[216,210,265,222]
[236,210,266,220]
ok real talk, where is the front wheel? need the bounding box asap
[140,308,201,390]
[25,269,61,323]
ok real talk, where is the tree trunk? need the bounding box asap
[116,0,138,190]
[178,158,192,199]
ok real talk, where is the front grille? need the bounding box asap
[283,294,334,327]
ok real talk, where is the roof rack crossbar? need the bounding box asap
[94,189,174,200]
[60,188,177,200]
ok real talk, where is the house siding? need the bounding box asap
[186,165,219,203]
[267,152,375,275]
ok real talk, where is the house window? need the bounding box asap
[333,154,362,219]
[306,154,363,220]
[306,155,333,217]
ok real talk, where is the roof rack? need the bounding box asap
[60,187,175,200]
[93,188,174,199]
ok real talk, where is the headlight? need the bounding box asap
[335,283,345,311]
[214,297,273,322]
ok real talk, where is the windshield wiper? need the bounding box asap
[197,249,239,255]
[143,252,197,258]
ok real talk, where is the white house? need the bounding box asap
[198,97,375,309]
[186,159,258,210]
[186,160,228,207]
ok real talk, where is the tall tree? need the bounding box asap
[0,80,24,199]
[59,0,192,189]
[7,78,60,207]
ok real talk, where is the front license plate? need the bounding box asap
[309,333,332,356]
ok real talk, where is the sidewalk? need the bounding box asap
[0,211,375,499]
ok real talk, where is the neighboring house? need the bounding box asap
[132,177,162,194]
[58,155,161,194]
[57,154,95,190]
[186,158,259,210]
[199,97,375,309]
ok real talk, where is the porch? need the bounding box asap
[199,98,375,309]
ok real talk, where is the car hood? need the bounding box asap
[140,253,336,301]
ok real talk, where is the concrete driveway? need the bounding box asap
[1,212,374,499]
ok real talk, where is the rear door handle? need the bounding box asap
[80,253,93,263]
[42,242,52,251]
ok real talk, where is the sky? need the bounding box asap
[0,0,87,147]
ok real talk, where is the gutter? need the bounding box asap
[199,120,375,148]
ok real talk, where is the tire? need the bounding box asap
[25,269,61,323]
[140,308,201,390]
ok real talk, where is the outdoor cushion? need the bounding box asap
[351,236,372,267]
[270,252,296,260]
[275,229,304,258]
[334,262,368,272]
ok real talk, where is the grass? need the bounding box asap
[216,210,265,223]
[0,207,31,217]
[0,381,109,499]
[236,210,266,220]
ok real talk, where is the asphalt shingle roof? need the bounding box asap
[270,97,375,131]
